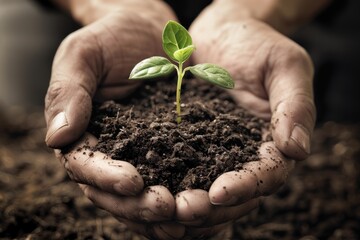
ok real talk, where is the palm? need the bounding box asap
[191,20,302,120]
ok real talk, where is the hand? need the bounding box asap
[178,2,316,234]
[44,1,186,238]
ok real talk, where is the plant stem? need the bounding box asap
[176,62,184,124]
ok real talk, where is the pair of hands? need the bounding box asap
[45,2,315,239]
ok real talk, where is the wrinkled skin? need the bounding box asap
[45,2,315,239]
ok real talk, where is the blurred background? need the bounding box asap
[0,0,77,115]
[292,0,360,123]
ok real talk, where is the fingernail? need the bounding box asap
[290,123,311,155]
[45,112,68,144]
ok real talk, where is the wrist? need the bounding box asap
[52,0,177,26]
[51,0,98,25]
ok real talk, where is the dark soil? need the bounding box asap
[88,79,268,194]
[1,105,359,240]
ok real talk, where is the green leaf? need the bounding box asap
[162,20,193,63]
[129,56,176,80]
[173,45,195,63]
[189,64,235,89]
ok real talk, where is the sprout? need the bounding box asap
[129,20,234,123]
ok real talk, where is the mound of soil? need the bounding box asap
[88,79,268,194]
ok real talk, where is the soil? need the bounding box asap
[1,103,359,239]
[88,78,268,194]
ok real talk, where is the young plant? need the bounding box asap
[129,20,234,123]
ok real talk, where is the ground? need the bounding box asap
[1,107,359,239]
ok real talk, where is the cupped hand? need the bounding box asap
[174,5,317,237]
[44,3,188,238]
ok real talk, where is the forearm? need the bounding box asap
[203,0,332,35]
[51,0,176,26]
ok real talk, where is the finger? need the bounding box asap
[79,184,176,222]
[209,142,294,206]
[267,41,316,160]
[175,190,211,226]
[175,189,259,226]
[45,29,101,148]
[117,219,185,240]
[57,133,144,196]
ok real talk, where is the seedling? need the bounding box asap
[129,20,234,123]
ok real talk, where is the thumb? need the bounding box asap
[45,30,101,148]
[268,44,316,160]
